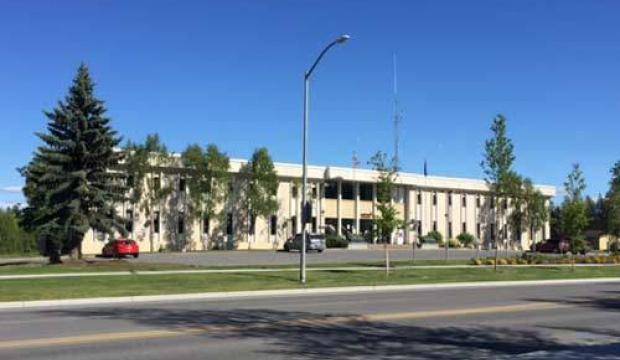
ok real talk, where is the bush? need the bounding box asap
[456,233,475,248]
[609,239,620,254]
[424,231,443,244]
[326,235,348,248]
[444,238,461,248]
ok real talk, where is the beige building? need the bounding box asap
[81,159,556,255]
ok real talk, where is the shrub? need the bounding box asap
[425,231,443,244]
[457,233,476,248]
[445,238,461,248]
[497,258,508,265]
[326,235,348,248]
[609,239,620,254]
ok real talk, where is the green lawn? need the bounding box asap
[1,266,619,302]
[0,259,471,276]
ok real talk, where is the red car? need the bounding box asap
[102,239,139,258]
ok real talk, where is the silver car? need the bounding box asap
[284,233,326,252]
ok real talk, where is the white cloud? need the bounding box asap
[0,186,22,194]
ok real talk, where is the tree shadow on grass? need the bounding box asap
[44,306,620,359]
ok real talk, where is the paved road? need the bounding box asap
[131,248,521,267]
[1,282,619,359]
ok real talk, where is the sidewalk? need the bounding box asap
[2,277,620,310]
[1,263,619,281]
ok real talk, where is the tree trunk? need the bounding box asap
[149,199,155,253]
[384,240,390,276]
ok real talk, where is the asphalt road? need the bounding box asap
[130,248,521,267]
[1,282,620,359]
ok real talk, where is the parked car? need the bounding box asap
[531,238,570,254]
[284,233,326,252]
[102,239,139,258]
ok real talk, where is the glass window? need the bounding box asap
[417,192,422,205]
[154,211,160,234]
[179,178,186,192]
[341,182,354,200]
[448,222,453,238]
[203,216,210,234]
[432,193,437,206]
[448,192,452,206]
[462,222,467,234]
[291,185,298,198]
[462,195,467,207]
[153,177,161,190]
[177,212,185,234]
[324,181,338,199]
[477,223,481,239]
[248,212,255,235]
[359,183,373,201]
[270,215,277,235]
[125,210,133,233]
[226,213,233,235]
[433,221,437,232]
[392,187,405,204]
[476,196,481,208]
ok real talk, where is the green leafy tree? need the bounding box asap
[0,207,37,255]
[124,134,174,252]
[239,148,279,242]
[369,151,404,274]
[181,144,230,249]
[508,176,548,250]
[561,163,589,256]
[481,114,515,269]
[21,64,126,263]
[606,161,620,238]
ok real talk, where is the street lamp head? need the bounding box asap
[336,34,351,44]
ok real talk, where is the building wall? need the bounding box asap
[80,160,556,255]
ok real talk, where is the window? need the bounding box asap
[448,222,453,238]
[127,175,134,187]
[226,213,233,235]
[248,212,255,235]
[476,223,481,239]
[433,221,437,232]
[177,212,185,234]
[203,216,210,234]
[490,196,495,209]
[432,193,437,206]
[392,187,405,204]
[311,217,317,233]
[179,178,186,192]
[448,192,452,206]
[462,195,467,207]
[292,185,298,198]
[503,226,508,239]
[417,220,423,236]
[462,222,467,234]
[325,181,338,199]
[476,196,481,208]
[359,183,373,201]
[311,185,318,199]
[503,199,508,210]
[417,192,422,205]
[490,223,496,240]
[154,211,160,233]
[341,182,354,200]
[153,177,161,190]
[290,216,297,236]
[125,210,134,233]
[270,215,277,235]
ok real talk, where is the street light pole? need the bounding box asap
[300,34,350,284]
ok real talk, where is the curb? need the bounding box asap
[2,277,620,311]
[1,263,619,280]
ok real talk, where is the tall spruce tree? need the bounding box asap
[21,64,126,262]
[606,161,620,237]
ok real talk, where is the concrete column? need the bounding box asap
[337,180,342,236]
[354,182,360,234]
[372,183,377,244]
[404,187,410,244]
[319,182,325,232]
[295,183,302,234]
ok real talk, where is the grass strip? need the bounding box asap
[1,266,618,302]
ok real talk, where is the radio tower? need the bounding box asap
[392,53,402,172]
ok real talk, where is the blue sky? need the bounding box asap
[1,0,619,207]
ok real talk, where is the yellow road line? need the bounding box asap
[0,302,568,350]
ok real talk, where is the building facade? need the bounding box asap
[80,159,556,255]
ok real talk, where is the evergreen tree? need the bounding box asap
[606,161,620,237]
[21,64,126,262]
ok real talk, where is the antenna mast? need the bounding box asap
[392,53,401,171]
